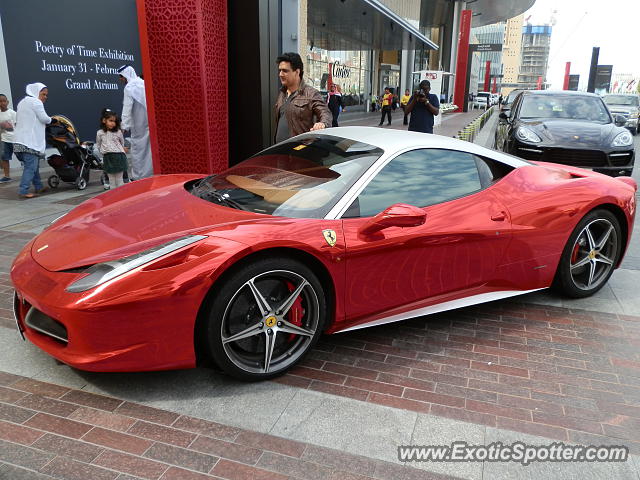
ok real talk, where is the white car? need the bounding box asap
[474,92,491,109]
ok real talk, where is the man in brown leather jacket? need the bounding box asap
[274,52,331,144]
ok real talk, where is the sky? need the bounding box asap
[525,0,640,89]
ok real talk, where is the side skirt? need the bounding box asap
[334,288,544,333]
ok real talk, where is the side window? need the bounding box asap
[346,149,483,218]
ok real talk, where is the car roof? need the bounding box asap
[521,90,601,98]
[295,127,531,169]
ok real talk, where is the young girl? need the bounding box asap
[96,109,128,189]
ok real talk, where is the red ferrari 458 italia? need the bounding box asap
[11,127,637,380]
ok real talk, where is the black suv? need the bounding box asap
[495,90,635,176]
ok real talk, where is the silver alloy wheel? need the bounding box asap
[569,218,618,291]
[220,269,320,374]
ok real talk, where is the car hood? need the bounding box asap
[521,119,619,148]
[606,105,637,114]
[31,175,264,271]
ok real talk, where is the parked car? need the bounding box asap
[495,90,635,177]
[474,91,491,109]
[499,89,525,113]
[11,127,637,380]
[603,93,640,135]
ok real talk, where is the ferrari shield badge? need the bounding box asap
[322,229,337,247]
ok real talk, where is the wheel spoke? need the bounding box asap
[278,319,315,337]
[571,255,591,270]
[595,253,614,265]
[585,227,596,251]
[595,225,614,250]
[247,278,272,316]
[263,331,277,373]
[222,322,263,344]
[275,279,309,316]
[586,260,596,288]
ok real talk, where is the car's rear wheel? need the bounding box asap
[553,209,622,298]
[205,257,325,381]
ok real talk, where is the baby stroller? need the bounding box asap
[45,115,106,190]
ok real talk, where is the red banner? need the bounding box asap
[453,10,472,112]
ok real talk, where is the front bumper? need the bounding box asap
[10,236,245,372]
[508,140,635,176]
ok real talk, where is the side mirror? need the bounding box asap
[358,203,426,236]
[614,114,627,127]
[499,111,510,121]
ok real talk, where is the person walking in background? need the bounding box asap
[405,80,440,134]
[274,52,330,143]
[400,89,411,126]
[12,83,53,199]
[96,109,128,189]
[378,87,393,126]
[0,93,16,183]
[117,65,153,180]
[327,84,343,127]
[370,92,378,112]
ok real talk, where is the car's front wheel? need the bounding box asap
[553,209,622,298]
[204,257,326,381]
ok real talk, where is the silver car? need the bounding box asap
[603,94,640,135]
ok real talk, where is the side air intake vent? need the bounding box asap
[25,308,68,344]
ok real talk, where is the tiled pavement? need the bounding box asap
[0,371,464,480]
[2,118,640,479]
[280,302,640,453]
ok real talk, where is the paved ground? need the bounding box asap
[1,111,640,479]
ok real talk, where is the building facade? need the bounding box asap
[471,22,506,93]
[501,14,524,94]
[518,24,552,90]
[1,0,537,175]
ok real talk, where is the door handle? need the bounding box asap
[491,211,507,221]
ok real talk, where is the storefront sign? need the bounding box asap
[331,61,351,79]
[472,44,503,52]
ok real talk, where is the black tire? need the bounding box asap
[204,257,326,381]
[47,176,60,188]
[552,209,622,298]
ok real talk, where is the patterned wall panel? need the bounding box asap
[139,0,228,174]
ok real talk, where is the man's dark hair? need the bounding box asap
[419,80,431,89]
[0,94,6,98]
[276,52,304,80]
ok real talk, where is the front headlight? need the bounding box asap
[515,126,542,143]
[66,235,207,293]
[612,130,633,147]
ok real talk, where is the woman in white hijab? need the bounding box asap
[13,83,52,198]
[117,65,153,180]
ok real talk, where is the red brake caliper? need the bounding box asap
[285,281,304,342]
[571,242,580,264]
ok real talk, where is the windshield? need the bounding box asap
[519,95,611,123]
[505,90,523,105]
[188,135,383,218]
[603,95,639,107]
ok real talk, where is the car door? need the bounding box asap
[341,148,513,324]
